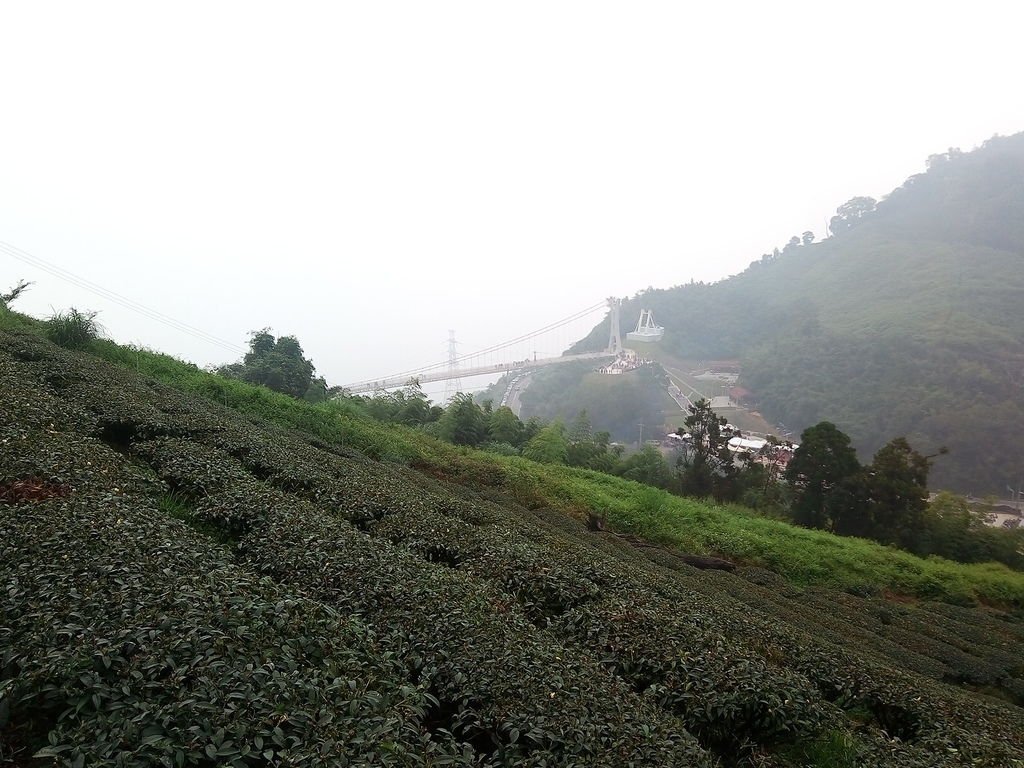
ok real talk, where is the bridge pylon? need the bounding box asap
[606,297,623,354]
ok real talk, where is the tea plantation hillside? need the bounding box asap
[3,328,1024,767]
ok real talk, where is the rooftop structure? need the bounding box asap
[626,309,664,342]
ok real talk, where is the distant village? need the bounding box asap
[947,495,1024,530]
[593,345,1022,530]
[594,352,799,470]
[665,425,798,472]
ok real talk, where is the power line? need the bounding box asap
[0,241,245,355]
[360,301,605,383]
[346,300,607,387]
[453,301,605,362]
[2,240,609,386]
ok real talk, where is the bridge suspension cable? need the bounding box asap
[448,300,606,365]
[345,300,608,390]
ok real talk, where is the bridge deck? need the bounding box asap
[344,351,614,394]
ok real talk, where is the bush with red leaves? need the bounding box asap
[0,477,69,504]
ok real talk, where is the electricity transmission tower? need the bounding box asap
[443,330,462,404]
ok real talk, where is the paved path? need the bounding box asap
[501,372,533,417]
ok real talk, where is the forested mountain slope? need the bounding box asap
[571,133,1024,493]
[3,326,1024,766]
[514,360,674,442]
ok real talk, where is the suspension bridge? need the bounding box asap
[342,298,631,396]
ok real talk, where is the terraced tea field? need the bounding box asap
[2,328,1023,766]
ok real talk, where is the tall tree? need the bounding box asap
[246,328,277,361]
[677,398,735,499]
[619,445,672,489]
[522,416,544,444]
[566,411,617,472]
[864,437,932,548]
[785,422,862,530]
[829,196,877,234]
[219,329,317,398]
[439,393,488,447]
[569,410,593,444]
[488,406,525,446]
[522,422,568,464]
[393,380,435,425]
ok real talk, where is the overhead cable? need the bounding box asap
[346,300,607,386]
[0,241,245,355]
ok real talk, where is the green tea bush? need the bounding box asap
[0,455,464,766]
[119,438,712,765]
[3,328,1024,767]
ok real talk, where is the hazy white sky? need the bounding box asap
[2,1,1023,397]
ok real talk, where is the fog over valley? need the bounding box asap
[3,2,1023,391]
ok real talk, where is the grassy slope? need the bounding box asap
[4,305,1011,607]
[5,320,1024,766]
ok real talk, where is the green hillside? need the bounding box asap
[570,133,1024,493]
[515,361,674,442]
[3,318,1024,766]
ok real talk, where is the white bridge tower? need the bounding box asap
[606,297,623,354]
